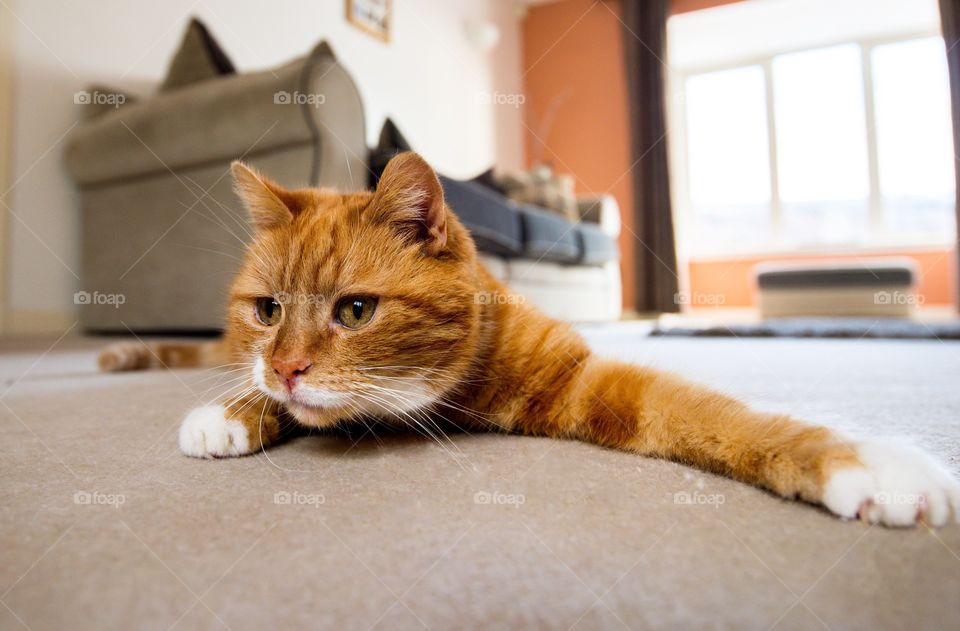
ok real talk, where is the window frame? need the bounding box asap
[668,29,954,260]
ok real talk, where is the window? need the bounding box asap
[772,44,870,246]
[669,1,955,257]
[872,37,955,237]
[685,67,771,247]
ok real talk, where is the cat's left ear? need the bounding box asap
[231,161,304,231]
[369,152,447,255]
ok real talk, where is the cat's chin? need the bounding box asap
[284,400,345,428]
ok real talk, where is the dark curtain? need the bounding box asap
[941,0,960,311]
[621,0,679,314]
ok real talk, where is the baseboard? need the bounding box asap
[8,309,77,335]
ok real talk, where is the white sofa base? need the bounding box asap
[479,255,622,322]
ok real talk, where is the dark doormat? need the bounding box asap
[650,317,960,340]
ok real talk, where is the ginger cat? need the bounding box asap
[100,152,960,528]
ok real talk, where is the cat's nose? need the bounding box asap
[272,356,312,390]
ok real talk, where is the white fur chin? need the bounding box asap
[823,439,960,527]
[179,405,252,459]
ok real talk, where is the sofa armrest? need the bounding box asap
[64,42,352,187]
[577,195,621,238]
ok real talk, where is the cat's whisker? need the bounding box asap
[360,377,497,422]
[220,385,261,411]
[349,389,451,448]
[201,193,256,241]
[359,381,491,426]
[201,377,257,402]
[350,386,469,466]
[357,366,495,386]
[190,367,251,386]
[234,392,270,419]
[201,369,255,392]
[176,199,251,249]
[191,193,252,242]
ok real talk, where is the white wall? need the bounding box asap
[3,0,525,333]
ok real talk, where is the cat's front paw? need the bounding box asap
[179,405,253,459]
[822,439,960,527]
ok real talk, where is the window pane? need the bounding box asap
[773,44,870,244]
[685,66,771,250]
[872,37,956,237]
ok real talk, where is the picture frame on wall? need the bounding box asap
[345,0,391,43]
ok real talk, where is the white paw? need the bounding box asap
[178,405,252,459]
[823,439,960,527]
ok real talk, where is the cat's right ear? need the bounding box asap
[231,161,301,231]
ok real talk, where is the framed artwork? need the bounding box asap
[346,0,391,43]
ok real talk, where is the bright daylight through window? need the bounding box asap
[670,0,956,256]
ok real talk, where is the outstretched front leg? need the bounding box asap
[522,355,960,527]
[179,394,288,459]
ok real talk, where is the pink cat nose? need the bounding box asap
[272,356,312,390]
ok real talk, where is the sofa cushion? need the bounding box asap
[576,221,618,265]
[65,42,344,186]
[519,205,579,263]
[368,118,412,187]
[160,18,235,91]
[440,176,524,257]
[755,260,915,289]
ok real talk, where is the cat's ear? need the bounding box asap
[231,161,303,231]
[369,152,447,255]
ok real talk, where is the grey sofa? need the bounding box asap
[64,42,366,332]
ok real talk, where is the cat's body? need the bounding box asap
[101,152,960,528]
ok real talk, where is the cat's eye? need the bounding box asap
[336,296,378,329]
[254,297,283,326]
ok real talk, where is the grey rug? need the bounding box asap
[651,317,960,340]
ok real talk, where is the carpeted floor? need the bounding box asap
[1,326,958,630]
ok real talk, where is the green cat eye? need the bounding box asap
[254,297,282,326]
[336,296,378,329]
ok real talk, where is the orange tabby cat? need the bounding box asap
[100,152,959,528]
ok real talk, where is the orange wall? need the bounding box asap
[521,0,636,308]
[689,248,958,307]
[521,0,744,310]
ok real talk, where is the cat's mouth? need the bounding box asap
[288,387,351,410]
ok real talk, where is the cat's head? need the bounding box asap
[225,152,481,427]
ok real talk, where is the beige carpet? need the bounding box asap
[1,326,959,631]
